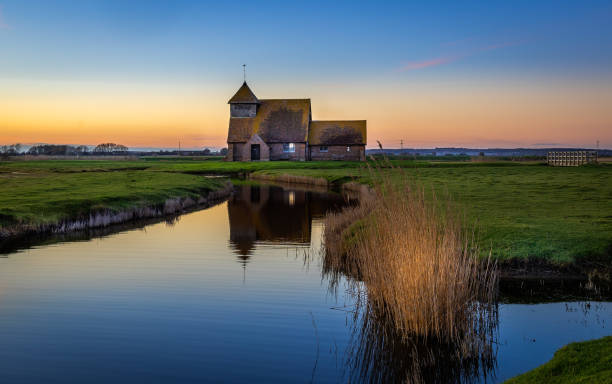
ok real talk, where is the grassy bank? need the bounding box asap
[505,336,612,383]
[0,164,230,236]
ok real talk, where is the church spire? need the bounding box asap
[228,81,259,104]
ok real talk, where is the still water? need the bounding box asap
[0,183,609,383]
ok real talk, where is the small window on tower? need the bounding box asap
[320,146,328,152]
[346,146,351,152]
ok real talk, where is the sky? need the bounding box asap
[1,0,611,149]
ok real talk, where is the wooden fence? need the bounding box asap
[547,151,598,166]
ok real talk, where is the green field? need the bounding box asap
[505,336,612,384]
[1,159,611,266]
[0,163,228,229]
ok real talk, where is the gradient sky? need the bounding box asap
[1,0,611,149]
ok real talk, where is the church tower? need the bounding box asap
[228,82,260,118]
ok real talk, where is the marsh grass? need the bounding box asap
[323,160,499,377]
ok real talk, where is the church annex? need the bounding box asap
[226,82,366,161]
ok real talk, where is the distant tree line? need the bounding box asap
[202,147,228,156]
[0,143,130,157]
[0,144,23,156]
[1,143,229,158]
[26,145,90,156]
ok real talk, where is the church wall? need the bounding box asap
[269,143,307,161]
[230,104,257,118]
[243,135,270,161]
[227,143,245,161]
[309,145,365,161]
[227,136,271,161]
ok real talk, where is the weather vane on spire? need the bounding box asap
[243,64,246,82]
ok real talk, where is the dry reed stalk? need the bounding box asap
[323,163,498,359]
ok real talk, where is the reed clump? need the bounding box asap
[323,165,498,350]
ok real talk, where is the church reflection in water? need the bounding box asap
[227,183,351,266]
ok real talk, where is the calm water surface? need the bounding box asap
[0,184,609,383]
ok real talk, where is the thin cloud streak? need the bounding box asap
[400,40,525,71]
[401,56,459,71]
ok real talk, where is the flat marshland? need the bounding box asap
[1,158,611,270]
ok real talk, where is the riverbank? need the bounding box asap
[0,165,232,240]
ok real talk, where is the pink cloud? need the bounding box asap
[400,40,525,72]
[401,56,459,71]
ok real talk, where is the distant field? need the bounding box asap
[1,159,610,266]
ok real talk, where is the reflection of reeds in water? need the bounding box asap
[323,164,499,383]
[344,304,496,383]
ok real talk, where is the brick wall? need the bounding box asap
[269,143,307,161]
[226,143,244,161]
[310,145,364,161]
[229,142,364,161]
[227,141,272,161]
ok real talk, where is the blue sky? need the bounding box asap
[1,0,611,148]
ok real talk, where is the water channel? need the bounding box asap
[0,183,609,383]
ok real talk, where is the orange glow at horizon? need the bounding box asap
[1,77,611,149]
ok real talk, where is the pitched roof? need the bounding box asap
[308,120,367,145]
[228,82,260,104]
[228,99,311,143]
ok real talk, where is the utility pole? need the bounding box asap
[178,140,181,156]
[400,139,403,151]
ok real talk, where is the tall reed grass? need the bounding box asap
[323,162,498,371]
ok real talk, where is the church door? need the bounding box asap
[250,144,260,161]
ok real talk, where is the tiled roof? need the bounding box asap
[228,82,260,104]
[308,120,367,145]
[227,99,311,143]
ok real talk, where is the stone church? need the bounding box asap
[226,82,366,161]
